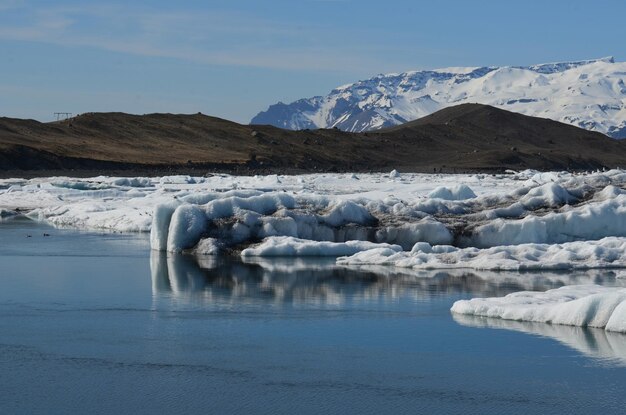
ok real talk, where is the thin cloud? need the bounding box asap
[0,3,396,73]
[0,0,23,10]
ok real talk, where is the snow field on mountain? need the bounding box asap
[253,57,626,138]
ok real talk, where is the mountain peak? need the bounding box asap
[251,57,626,138]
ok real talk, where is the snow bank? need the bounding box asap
[451,285,626,333]
[241,236,402,257]
[338,237,626,271]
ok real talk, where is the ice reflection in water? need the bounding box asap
[454,314,626,367]
[151,251,626,364]
[151,251,625,304]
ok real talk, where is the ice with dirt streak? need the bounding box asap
[2,169,626,255]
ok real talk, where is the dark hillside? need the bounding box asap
[1,104,624,177]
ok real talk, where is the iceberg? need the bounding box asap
[451,285,626,333]
[337,237,626,271]
[241,236,402,257]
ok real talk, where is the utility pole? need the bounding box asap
[54,112,72,121]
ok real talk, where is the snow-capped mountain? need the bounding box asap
[251,57,626,138]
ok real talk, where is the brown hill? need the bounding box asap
[0,104,625,177]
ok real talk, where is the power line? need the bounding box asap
[54,112,72,121]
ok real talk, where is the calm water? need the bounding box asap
[1,218,626,414]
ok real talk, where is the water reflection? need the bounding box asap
[454,314,626,366]
[150,251,625,305]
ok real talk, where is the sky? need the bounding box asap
[1,0,625,123]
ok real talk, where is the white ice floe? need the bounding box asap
[451,285,626,333]
[240,236,402,257]
[337,237,626,271]
[471,194,626,247]
[2,170,626,256]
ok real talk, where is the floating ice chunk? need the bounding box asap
[322,200,376,227]
[451,285,626,333]
[427,184,477,200]
[112,177,153,187]
[51,180,110,191]
[472,194,626,247]
[389,169,400,179]
[607,301,626,332]
[150,200,182,251]
[593,185,626,201]
[518,182,575,209]
[204,193,296,220]
[159,175,197,185]
[338,237,626,270]
[259,216,299,238]
[180,189,262,206]
[7,169,626,257]
[241,236,402,257]
[523,171,570,185]
[375,217,453,249]
[166,204,207,253]
[29,200,152,232]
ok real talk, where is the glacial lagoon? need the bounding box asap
[1,219,626,414]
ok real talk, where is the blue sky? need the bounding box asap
[1,0,625,123]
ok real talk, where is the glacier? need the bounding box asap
[251,57,626,138]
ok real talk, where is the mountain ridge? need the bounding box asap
[251,57,626,138]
